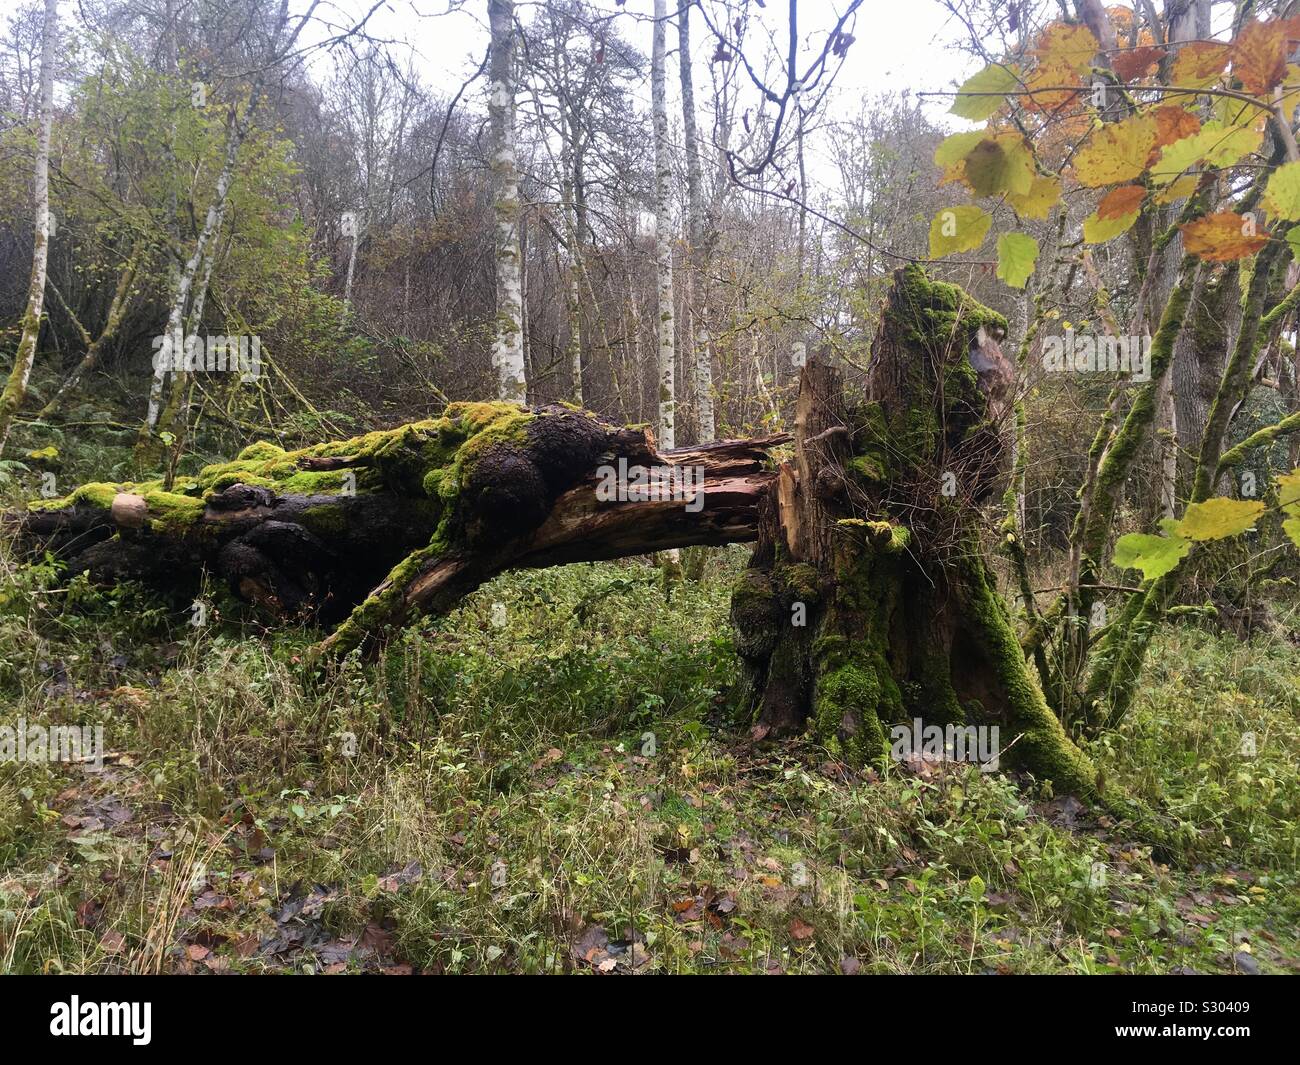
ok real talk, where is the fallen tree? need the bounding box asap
[13,266,1101,799]
[17,403,787,655]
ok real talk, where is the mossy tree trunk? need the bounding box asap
[731,266,1100,799]
[15,403,787,658]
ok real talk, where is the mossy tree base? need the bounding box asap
[731,267,1101,800]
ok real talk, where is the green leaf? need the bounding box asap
[1283,516,1300,550]
[1288,226,1300,263]
[928,206,991,257]
[1264,160,1300,221]
[962,137,1034,198]
[968,874,986,903]
[1277,470,1300,516]
[1175,497,1265,541]
[933,130,986,169]
[1112,532,1192,580]
[996,232,1038,288]
[950,64,1020,120]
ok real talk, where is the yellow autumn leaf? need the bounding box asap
[1151,121,1262,185]
[1034,21,1099,75]
[1007,174,1062,219]
[996,232,1038,288]
[1073,115,1157,188]
[1276,470,1300,516]
[934,130,986,170]
[1283,516,1300,551]
[951,64,1020,121]
[958,136,1033,197]
[929,206,991,257]
[1169,41,1230,89]
[1200,119,1263,166]
[1232,18,1290,96]
[1263,160,1300,221]
[1175,497,1266,541]
[1155,173,1199,204]
[1097,184,1146,219]
[1083,207,1140,243]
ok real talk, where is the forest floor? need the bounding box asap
[1,541,1298,975]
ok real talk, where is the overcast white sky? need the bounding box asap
[315,0,980,126]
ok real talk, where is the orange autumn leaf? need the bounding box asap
[1112,45,1164,82]
[1180,212,1270,261]
[1170,41,1230,88]
[1105,5,1133,30]
[1233,18,1290,96]
[1152,104,1202,149]
[1022,64,1083,115]
[1098,185,1146,220]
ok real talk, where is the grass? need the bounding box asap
[0,535,1297,974]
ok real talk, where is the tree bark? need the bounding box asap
[0,0,57,456]
[651,0,676,451]
[678,0,714,443]
[488,0,526,403]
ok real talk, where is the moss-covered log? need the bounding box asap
[731,266,1101,799]
[13,401,788,655]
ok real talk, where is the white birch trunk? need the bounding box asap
[343,213,360,308]
[678,1,713,441]
[651,0,676,450]
[488,0,526,403]
[0,0,57,456]
[140,1,312,451]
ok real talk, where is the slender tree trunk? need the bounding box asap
[678,0,713,443]
[652,0,676,450]
[140,95,255,457]
[0,0,57,455]
[137,0,309,467]
[41,247,140,418]
[1162,0,1213,498]
[488,0,526,403]
[343,211,360,307]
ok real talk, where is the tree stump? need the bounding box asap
[731,265,1099,798]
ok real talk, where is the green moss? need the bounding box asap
[730,570,780,659]
[28,480,121,512]
[892,263,1008,355]
[325,538,446,653]
[808,540,905,765]
[847,454,885,482]
[141,490,207,534]
[778,562,821,604]
[236,441,286,462]
[864,265,1007,472]
[961,554,1100,799]
[75,483,123,509]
